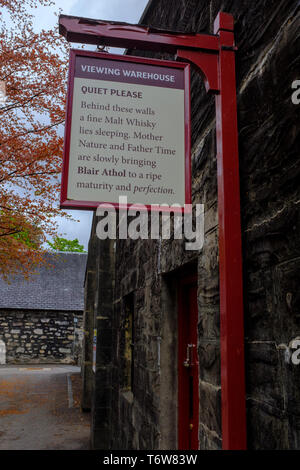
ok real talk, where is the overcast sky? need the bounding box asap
[33,0,149,249]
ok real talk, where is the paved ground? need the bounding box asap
[0,365,91,450]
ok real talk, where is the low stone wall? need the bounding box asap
[0,309,83,364]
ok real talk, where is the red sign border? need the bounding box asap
[60,49,191,212]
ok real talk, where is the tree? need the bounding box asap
[47,236,86,253]
[0,0,71,278]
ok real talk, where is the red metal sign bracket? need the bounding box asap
[59,11,246,450]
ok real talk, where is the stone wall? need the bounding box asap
[0,309,83,364]
[85,0,300,450]
[81,221,98,411]
[81,214,115,448]
[125,0,299,450]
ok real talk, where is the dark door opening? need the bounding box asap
[178,277,199,450]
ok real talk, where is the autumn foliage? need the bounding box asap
[0,0,71,278]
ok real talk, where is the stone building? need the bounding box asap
[81,0,300,450]
[0,252,87,365]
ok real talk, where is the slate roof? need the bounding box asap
[0,252,87,311]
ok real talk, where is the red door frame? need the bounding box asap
[178,276,199,450]
[59,11,247,450]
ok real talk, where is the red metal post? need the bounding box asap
[59,15,219,53]
[59,12,247,450]
[214,12,247,450]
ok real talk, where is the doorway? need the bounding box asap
[178,276,199,450]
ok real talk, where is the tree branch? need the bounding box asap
[0,229,22,238]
